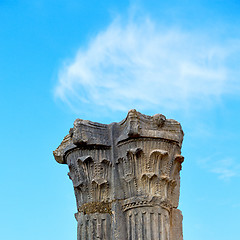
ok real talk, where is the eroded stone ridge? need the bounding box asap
[54,109,184,240]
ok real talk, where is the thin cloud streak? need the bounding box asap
[198,155,240,181]
[55,17,240,113]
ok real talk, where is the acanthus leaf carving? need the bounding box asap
[67,152,112,204]
[170,155,184,179]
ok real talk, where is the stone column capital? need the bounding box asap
[54,110,184,240]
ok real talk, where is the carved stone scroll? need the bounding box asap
[53,109,184,240]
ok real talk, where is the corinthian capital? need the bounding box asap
[54,110,184,240]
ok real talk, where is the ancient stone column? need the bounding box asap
[53,110,184,240]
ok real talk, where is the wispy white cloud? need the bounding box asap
[198,155,240,181]
[54,16,240,113]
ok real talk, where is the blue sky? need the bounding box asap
[1,1,240,239]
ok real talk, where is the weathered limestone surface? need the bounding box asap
[54,110,184,240]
